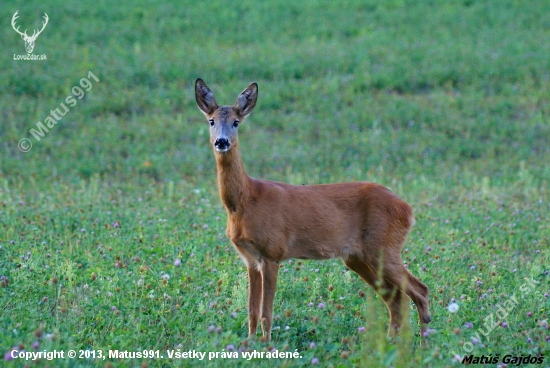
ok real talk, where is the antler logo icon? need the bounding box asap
[11,11,49,54]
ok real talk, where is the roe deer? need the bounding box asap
[195,78,431,341]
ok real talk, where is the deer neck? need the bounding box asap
[215,142,251,214]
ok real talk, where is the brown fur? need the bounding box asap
[195,78,431,341]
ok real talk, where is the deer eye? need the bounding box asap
[209,119,215,127]
[233,120,239,128]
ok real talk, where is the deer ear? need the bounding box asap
[234,82,258,117]
[195,78,218,115]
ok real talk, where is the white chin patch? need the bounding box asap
[215,146,229,153]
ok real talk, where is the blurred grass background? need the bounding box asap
[2,0,549,192]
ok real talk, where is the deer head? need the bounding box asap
[12,11,49,54]
[195,79,258,153]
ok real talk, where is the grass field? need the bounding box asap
[1,0,549,367]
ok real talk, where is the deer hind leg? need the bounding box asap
[344,254,429,335]
[403,268,431,331]
[344,254,406,335]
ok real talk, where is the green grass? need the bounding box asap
[1,0,549,367]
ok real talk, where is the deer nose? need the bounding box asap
[214,138,230,151]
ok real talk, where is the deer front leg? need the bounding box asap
[260,259,279,341]
[247,264,262,338]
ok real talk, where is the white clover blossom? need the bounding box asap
[448,302,459,313]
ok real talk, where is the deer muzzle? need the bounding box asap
[214,138,230,152]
